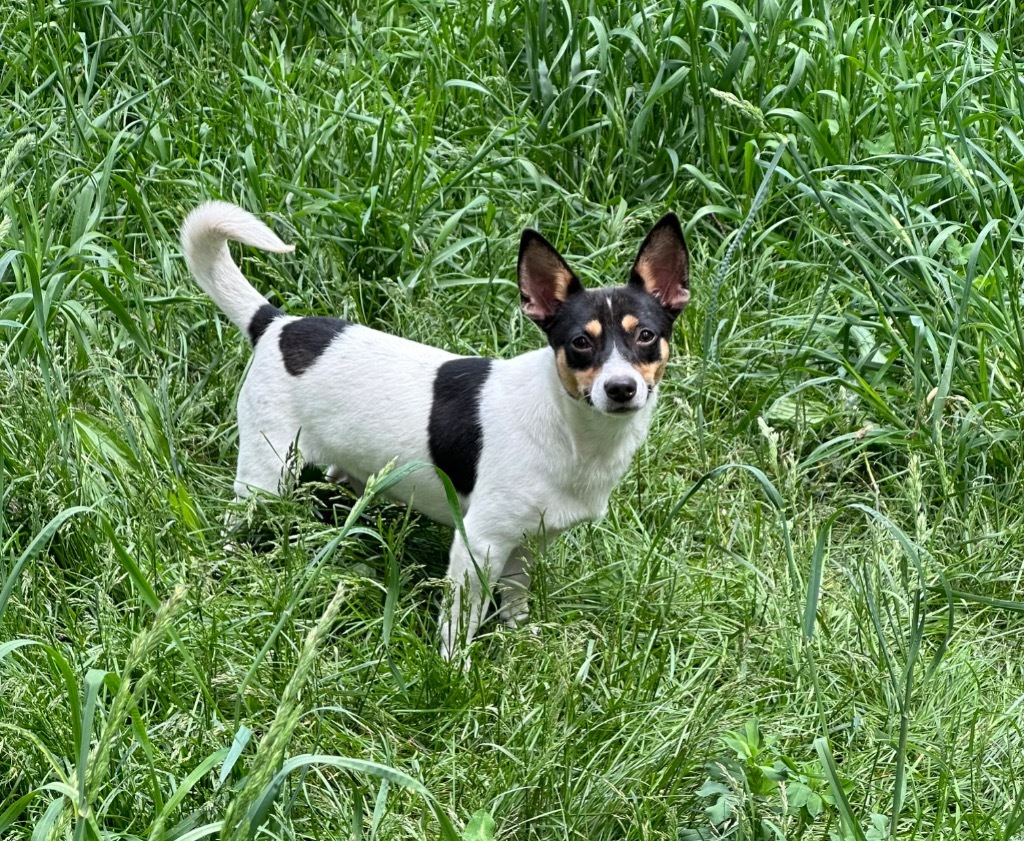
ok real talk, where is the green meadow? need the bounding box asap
[2,0,1023,838]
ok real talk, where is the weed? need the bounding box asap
[2,0,1023,838]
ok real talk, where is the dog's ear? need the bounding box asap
[518,230,583,327]
[630,213,690,318]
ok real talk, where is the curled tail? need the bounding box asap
[180,201,294,341]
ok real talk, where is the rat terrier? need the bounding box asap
[181,202,690,660]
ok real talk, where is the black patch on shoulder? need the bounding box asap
[248,304,282,346]
[428,358,492,496]
[279,317,349,376]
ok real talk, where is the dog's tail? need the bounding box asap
[180,201,294,338]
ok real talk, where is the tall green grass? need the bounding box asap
[2,0,1023,838]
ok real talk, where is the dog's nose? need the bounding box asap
[604,378,637,403]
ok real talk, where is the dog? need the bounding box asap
[181,202,690,660]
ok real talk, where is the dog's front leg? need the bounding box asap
[439,527,518,662]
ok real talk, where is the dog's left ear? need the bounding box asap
[630,213,690,318]
[518,229,583,328]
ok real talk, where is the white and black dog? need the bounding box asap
[181,202,690,660]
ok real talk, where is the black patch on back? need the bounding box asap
[428,358,492,496]
[248,304,282,346]
[279,317,349,376]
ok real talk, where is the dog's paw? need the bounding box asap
[325,465,366,496]
[497,589,529,629]
[497,606,529,629]
[324,465,349,484]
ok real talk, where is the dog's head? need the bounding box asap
[517,214,689,415]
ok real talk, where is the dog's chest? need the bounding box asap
[476,403,650,532]
[548,434,643,525]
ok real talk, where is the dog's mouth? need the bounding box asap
[583,392,645,414]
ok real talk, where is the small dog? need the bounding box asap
[181,202,690,660]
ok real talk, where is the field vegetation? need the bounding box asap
[2,0,1023,838]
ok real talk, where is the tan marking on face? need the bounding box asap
[634,360,666,387]
[633,339,671,386]
[621,314,639,332]
[556,348,599,400]
[585,319,602,338]
[555,348,581,398]
[574,366,599,396]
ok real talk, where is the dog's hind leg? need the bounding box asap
[229,372,308,501]
[232,398,307,502]
[221,423,301,547]
[496,546,532,629]
[496,526,559,629]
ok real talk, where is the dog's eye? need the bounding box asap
[571,335,592,351]
[637,328,657,344]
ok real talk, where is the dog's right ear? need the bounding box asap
[518,230,583,327]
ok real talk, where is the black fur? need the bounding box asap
[279,317,349,376]
[547,287,674,371]
[428,358,493,496]
[248,303,282,346]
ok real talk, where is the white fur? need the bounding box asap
[182,202,660,661]
[180,201,294,332]
[590,347,649,413]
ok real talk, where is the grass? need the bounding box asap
[2,0,1024,837]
